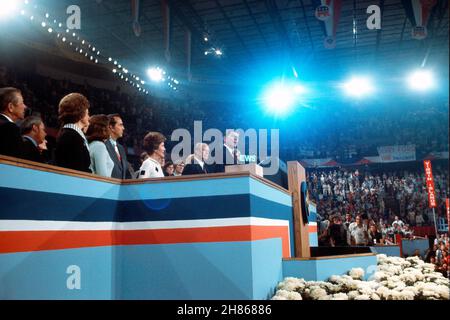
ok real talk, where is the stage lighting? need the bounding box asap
[293,84,306,94]
[263,83,295,115]
[41,22,46,27]
[343,76,374,97]
[47,28,52,33]
[407,69,435,91]
[147,67,164,82]
[62,37,66,42]
[215,49,222,56]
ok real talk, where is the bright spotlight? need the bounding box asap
[343,76,374,97]
[293,84,307,94]
[147,67,164,82]
[215,49,222,56]
[263,83,295,115]
[407,69,435,91]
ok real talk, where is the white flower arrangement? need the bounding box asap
[272,289,303,300]
[349,268,365,280]
[272,254,449,300]
[331,293,349,300]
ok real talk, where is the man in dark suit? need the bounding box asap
[183,143,210,175]
[105,114,132,179]
[20,115,47,163]
[0,87,27,158]
[213,130,240,173]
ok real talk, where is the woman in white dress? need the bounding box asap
[139,131,166,178]
[86,114,114,177]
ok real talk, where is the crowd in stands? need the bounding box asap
[424,234,449,277]
[308,167,448,230]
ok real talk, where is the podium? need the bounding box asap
[0,155,376,299]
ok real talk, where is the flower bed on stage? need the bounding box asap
[272,254,449,300]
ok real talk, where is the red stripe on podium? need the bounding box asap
[0,225,290,257]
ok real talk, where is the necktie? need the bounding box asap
[115,144,122,162]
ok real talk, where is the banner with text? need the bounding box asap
[423,160,436,208]
[377,144,416,162]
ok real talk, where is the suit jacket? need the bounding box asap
[182,158,208,175]
[22,136,45,163]
[55,128,91,173]
[105,139,131,179]
[213,145,236,173]
[0,114,23,158]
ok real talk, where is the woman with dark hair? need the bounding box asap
[86,114,114,177]
[138,131,166,178]
[54,93,91,172]
[163,160,175,176]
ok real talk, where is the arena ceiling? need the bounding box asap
[24,0,450,82]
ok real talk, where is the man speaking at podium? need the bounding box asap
[213,130,240,173]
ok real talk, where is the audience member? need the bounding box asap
[0,87,27,157]
[163,160,174,176]
[139,131,166,178]
[20,115,47,163]
[173,160,184,176]
[105,114,131,179]
[86,114,114,177]
[54,93,91,173]
[183,143,210,175]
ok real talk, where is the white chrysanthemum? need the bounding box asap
[376,286,391,299]
[329,275,342,284]
[401,269,424,283]
[422,290,441,299]
[318,295,331,300]
[393,282,406,291]
[331,293,349,300]
[309,287,328,300]
[347,290,360,300]
[406,256,420,262]
[393,289,415,300]
[402,286,419,296]
[434,278,449,286]
[376,254,388,264]
[271,295,287,300]
[285,291,303,300]
[349,268,365,280]
[370,293,381,300]
[370,271,388,282]
[354,294,371,300]
[277,277,306,291]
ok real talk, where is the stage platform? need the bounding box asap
[0,155,376,299]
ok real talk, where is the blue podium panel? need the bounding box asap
[0,160,292,299]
